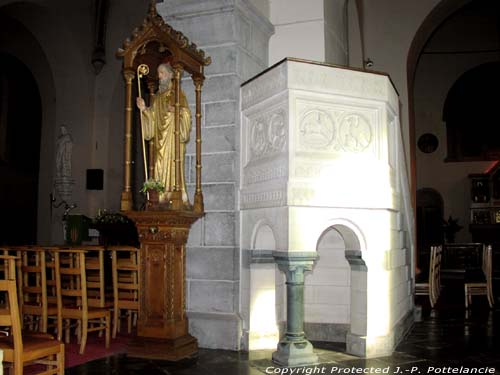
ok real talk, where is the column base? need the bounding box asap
[272,339,318,367]
[346,332,393,358]
[127,335,198,361]
[120,191,133,211]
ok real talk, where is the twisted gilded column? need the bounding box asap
[193,77,204,213]
[121,69,135,211]
[170,63,183,210]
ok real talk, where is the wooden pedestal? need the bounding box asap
[125,210,202,361]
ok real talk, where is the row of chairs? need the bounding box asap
[416,244,494,309]
[0,255,64,375]
[0,245,140,355]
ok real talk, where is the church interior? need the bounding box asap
[0,0,499,373]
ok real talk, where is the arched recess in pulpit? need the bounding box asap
[116,0,210,360]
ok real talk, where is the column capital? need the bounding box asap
[273,251,317,281]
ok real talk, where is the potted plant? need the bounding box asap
[140,179,165,207]
[92,210,138,246]
[442,215,463,243]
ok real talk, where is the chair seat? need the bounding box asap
[22,303,59,314]
[0,335,63,362]
[62,306,110,319]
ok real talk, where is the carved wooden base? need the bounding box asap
[125,209,203,361]
[127,334,198,361]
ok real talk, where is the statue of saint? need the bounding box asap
[55,125,73,178]
[136,63,191,204]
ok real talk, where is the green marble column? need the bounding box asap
[272,251,318,366]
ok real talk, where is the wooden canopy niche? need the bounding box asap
[115,1,210,361]
[116,0,210,212]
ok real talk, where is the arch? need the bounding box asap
[442,62,500,160]
[319,218,366,252]
[0,6,56,244]
[303,221,367,347]
[0,1,94,244]
[0,52,41,244]
[406,0,473,215]
[251,219,277,251]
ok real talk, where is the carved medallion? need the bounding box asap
[248,108,287,161]
[299,109,335,149]
[339,114,372,152]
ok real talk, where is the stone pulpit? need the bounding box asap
[240,58,415,362]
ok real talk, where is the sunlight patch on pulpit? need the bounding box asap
[249,289,279,350]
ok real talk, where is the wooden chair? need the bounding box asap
[464,244,494,309]
[79,246,112,309]
[0,267,64,375]
[109,246,140,338]
[415,245,442,308]
[55,249,110,354]
[16,247,62,336]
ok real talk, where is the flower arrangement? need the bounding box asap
[93,209,131,225]
[91,209,138,246]
[140,179,166,194]
[442,215,463,243]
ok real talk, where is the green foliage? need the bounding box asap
[93,210,131,225]
[140,179,166,194]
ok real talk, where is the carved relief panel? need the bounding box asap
[247,107,288,164]
[241,99,289,209]
[294,99,379,158]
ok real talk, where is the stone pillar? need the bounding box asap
[269,0,348,65]
[157,0,274,350]
[272,252,318,366]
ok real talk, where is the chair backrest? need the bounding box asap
[81,246,107,308]
[110,246,140,301]
[483,245,493,283]
[0,278,24,354]
[56,250,88,313]
[427,246,437,284]
[442,242,483,271]
[18,248,48,311]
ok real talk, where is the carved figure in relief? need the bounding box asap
[300,110,334,149]
[268,112,286,151]
[340,114,372,152]
[136,63,191,204]
[250,121,267,157]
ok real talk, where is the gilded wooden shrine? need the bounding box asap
[116,0,210,360]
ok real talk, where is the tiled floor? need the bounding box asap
[66,292,500,375]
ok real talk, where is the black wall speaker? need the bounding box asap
[86,169,104,190]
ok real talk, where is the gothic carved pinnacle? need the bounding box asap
[117,1,211,67]
[148,0,157,17]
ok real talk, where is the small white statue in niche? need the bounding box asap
[55,125,73,178]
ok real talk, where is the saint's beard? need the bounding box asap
[158,77,172,93]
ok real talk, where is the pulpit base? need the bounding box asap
[127,334,198,361]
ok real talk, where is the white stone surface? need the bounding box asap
[240,59,414,357]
